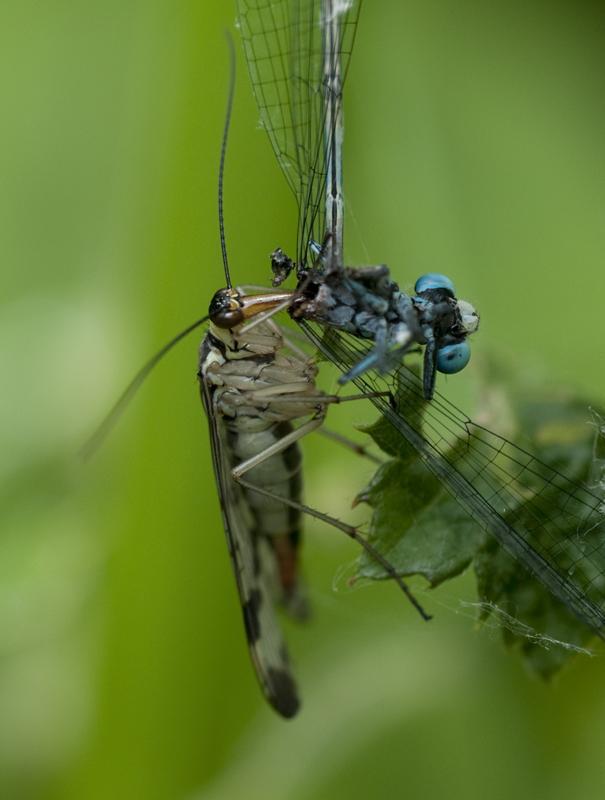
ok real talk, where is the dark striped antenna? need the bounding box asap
[218,31,236,288]
[80,314,208,460]
[81,32,240,459]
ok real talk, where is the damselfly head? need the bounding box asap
[414,274,480,334]
[413,273,479,377]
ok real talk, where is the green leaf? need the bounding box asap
[356,460,485,587]
[356,356,605,677]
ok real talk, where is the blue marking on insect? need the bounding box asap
[309,239,323,257]
[436,341,471,374]
[415,273,456,295]
[337,350,380,384]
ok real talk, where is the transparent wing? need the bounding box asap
[201,380,300,718]
[237,0,361,265]
[301,322,605,638]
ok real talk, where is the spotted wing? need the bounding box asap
[237,0,361,266]
[200,380,300,718]
[301,322,605,639]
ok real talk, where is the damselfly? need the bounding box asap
[235,0,605,644]
[238,0,478,400]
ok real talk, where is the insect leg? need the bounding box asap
[238,284,273,292]
[230,413,429,620]
[242,388,392,464]
[245,389,392,405]
[231,416,325,479]
[317,427,384,465]
[235,475,431,622]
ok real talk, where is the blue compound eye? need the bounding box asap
[436,341,471,374]
[415,273,456,295]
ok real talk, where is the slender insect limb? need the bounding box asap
[231,416,325,479]
[325,391,392,405]
[423,333,437,401]
[337,318,388,385]
[238,284,273,293]
[317,427,384,465]
[236,476,432,622]
[230,415,429,621]
[245,390,392,405]
[248,383,323,399]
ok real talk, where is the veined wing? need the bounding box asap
[200,380,300,718]
[301,322,605,638]
[237,0,361,266]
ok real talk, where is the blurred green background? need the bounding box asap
[2,1,605,799]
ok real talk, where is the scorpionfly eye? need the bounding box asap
[208,289,244,328]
